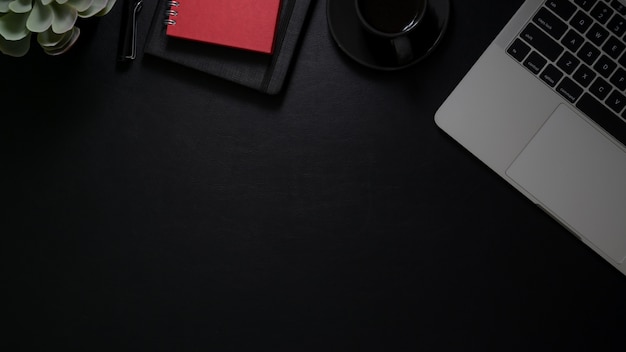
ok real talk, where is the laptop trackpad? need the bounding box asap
[506,104,626,264]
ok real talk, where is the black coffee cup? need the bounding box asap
[355,0,429,66]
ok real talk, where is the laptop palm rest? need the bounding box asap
[506,104,626,264]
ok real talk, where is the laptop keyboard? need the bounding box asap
[507,0,626,146]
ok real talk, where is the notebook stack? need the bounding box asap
[145,0,312,94]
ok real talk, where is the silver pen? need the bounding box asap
[117,0,144,61]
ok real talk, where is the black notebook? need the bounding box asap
[144,0,312,95]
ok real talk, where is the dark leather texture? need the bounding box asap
[2,1,625,351]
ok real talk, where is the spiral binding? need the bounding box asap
[164,1,180,26]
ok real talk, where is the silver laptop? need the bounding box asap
[435,0,626,276]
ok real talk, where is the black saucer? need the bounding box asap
[327,0,450,71]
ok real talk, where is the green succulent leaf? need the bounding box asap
[26,0,53,33]
[8,0,32,13]
[67,0,96,13]
[96,0,115,16]
[77,0,107,18]
[0,11,29,40]
[42,26,79,55]
[37,26,64,46]
[0,30,30,56]
[50,3,77,34]
[0,1,11,13]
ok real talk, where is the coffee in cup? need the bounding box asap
[355,0,429,66]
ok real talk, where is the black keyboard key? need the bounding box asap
[534,7,569,39]
[557,77,584,102]
[521,23,565,61]
[586,23,610,45]
[602,35,626,59]
[607,90,626,112]
[574,0,596,12]
[524,51,548,74]
[546,0,578,21]
[578,42,601,64]
[577,93,626,146]
[606,12,626,36]
[570,10,594,33]
[619,51,626,67]
[541,64,565,87]
[507,39,531,62]
[562,29,585,52]
[573,64,597,86]
[610,0,626,15]
[557,51,581,73]
[610,67,626,90]
[594,55,618,77]
[590,76,613,99]
[590,1,614,24]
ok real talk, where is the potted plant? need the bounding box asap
[0,0,117,57]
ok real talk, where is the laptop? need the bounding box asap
[435,0,626,277]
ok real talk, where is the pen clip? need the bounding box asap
[117,0,144,61]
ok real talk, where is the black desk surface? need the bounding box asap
[3,1,625,351]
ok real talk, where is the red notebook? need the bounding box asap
[166,0,282,54]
